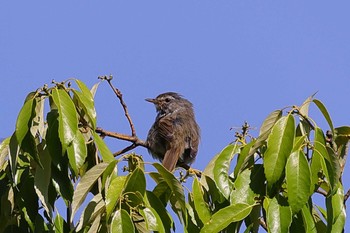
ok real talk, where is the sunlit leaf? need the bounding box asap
[34,146,52,218]
[76,194,105,231]
[313,99,334,134]
[300,204,317,233]
[286,150,311,213]
[67,131,87,175]
[200,203,254,233]
[192,177,211,224]
[71,162,110,221]
[15,95,35,145]
[153,163,186,225]
[92,131,114,162]
[266,197,292,233]
[124,167,146,196]
[110,209,135,233]
[106,176,127,220]
[264,115,295,187]
[326,184,346,232]
[51,88,78,152]
[213,143,240,199]
[140,207,165,233]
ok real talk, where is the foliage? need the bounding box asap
[0,79,348,232]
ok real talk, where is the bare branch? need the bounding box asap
[95,127,147,148]
[344,188,350,205]
[259,217,268,231]
[316,188,328,197]
[99,75,137,137]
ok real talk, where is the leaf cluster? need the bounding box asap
[0,80,348,232]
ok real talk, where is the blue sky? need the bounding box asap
[1,1,349,231]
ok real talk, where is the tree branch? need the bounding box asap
[344,188,350,204]
[98,75,137,137]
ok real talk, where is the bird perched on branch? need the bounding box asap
[146,92,200,172]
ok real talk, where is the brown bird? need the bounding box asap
[146,92,200,171]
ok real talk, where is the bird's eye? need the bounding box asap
[165,97,171,103]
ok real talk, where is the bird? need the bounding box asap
[146,92,200,172]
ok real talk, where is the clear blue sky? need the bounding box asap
[1,1,349,231]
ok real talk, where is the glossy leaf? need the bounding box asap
[71,162,110,221]
[51,88,78,152]
[234,140,255,177]
[264,115,295,186]
[200,203,254,233]
[286,150,311,213]
[259,110,283,136]
[76,194,105,231]
[110,209,135,233]
[93,131,114,162]
[67,131,87,175]
[192,177,211,224]
[34,146,52,218]
[146,191,173,232]
[326,184,346,232]
[15,95,35,145]
[299,92,317,117]
[140,207,165,233]
[266,197,292,233]
[313,99,334,134]
[106,176,127,220]
[213,143,240,199]
[153,163,186,225]
[301,204,317,233]
[72,81,97,129]
[0,137,10,171]
[124,167,146,196]
[231,165,264,206]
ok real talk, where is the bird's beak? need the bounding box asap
[145,98,157,104]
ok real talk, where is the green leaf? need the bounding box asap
[90,81,101,98]
[286,150,311,213]
[200,203,254,233]
[234,140,255,177]
[72,80,97,129]
[0,137,10,171]
[247,110,282,158]
[92,131,114,162]
[76,194,105,231]
[301,204,317,233]
[9,133,19,183]
[140,207,165,233]
[21,132,42,168]
[264,115,295,187]
[106,176,127,220]
[230,165,263,206]
[192,177,212,224]
[153,163,186,225]
[51,88,78,152]
[213,143,240,199]
[266,197,292,233]
[71,162,110,221]
[259,110,283,136]
[326,184,346,232]
[15,95,35,145]
[34,146,52,218]
[110,209,135,233]
[67,131,87,175]
[313,99,334,134]
[54,212,69,233]
[145,191,173,232]
[299,92,317,117]
[124,167,146,196]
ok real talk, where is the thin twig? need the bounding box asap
[259,217,268,231]
[114,144,138,157]
[100,75,137,137]
[344,188,350,204]
[95,127,147,148]
[316,188,328,197]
